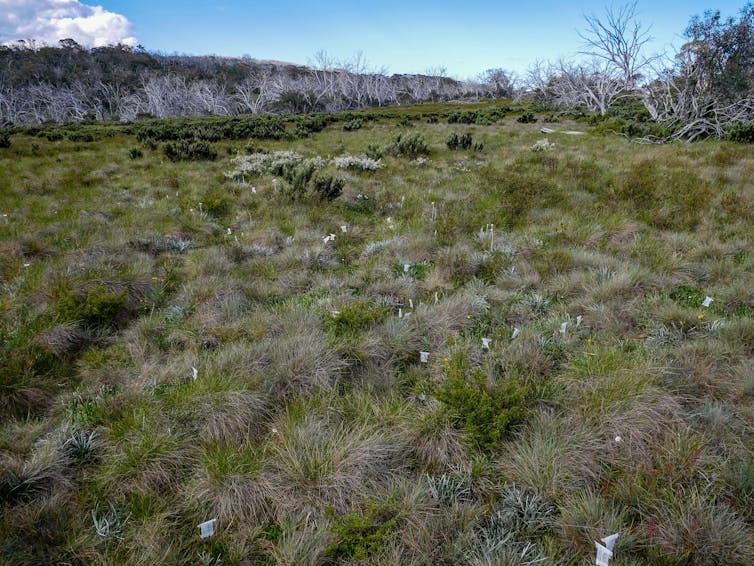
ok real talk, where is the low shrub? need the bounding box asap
[727,121,754,143]
[164,139,217,161]
[343,119,363,131]
[57,285,129,330]
[386,132,430,158]
[325,499,401,561]
[201,188,234,219]
[435,352,531,452]
[310,171,345,201]
[517,113,537,123]
[327,301,389,337]
[446,132,473,150]
[128,147,143,159]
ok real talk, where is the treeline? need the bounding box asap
[0,42,507,125]
[2,2,753,141]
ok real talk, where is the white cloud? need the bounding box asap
[0,1,137,47]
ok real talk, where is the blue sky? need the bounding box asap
[1,1,748,78]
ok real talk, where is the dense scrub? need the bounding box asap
[0,106,752,564]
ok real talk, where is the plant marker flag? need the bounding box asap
[595,533,618,566]
[199,518,217,539]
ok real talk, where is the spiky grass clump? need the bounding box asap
[265,411,398,518]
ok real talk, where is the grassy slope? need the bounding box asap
[0,108,753,565]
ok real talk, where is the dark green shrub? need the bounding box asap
[44,131,64,142]
[57,285,129,330]
[311,172,345,201]
[517,113,537,124]
[669,285,707,309]
[387,132,430,158]
[282,161,320,198]
[201,188,234,219]
[67,131,95,142]
[128,147,143,159]
[393,260,432,280]
[727,122,754,143]
[141,138,158,151]
[164,139,217,161]
[327,301,388,337]
[325,500,400,561]
[435,352,530,452]
[446,132,474,150]
[295,114,329,136]
[0,131,10,148]
[343,119,363,131]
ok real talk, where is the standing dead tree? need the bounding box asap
[578,1,655,90]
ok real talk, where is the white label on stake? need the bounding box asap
[398,308,403,319]
[251,186,257,194]
[434,292,439,304]
[601,533,619,551]
[404,263,410,273]
[340,225,347,233]
[409,299,414,309]
[595,542,613,566]
[512,327,520,339]
[560,322,568,334]
[702,296,714,307]
[199,518,217,539]
[191,367,198,381]
[482,337,491,349]
[420,351,429,363]
[576,315,583,327]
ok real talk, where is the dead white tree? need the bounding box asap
[543,60,626,115]
[639,5,754,141]
[579,1,655,90]
[235,69,280,114]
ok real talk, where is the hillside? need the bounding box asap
[0,104,753,564]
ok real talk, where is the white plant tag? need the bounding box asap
[340,225,347,233]
[409,299,414,309]
[482,337,491,349]
[398,308,403,319]
[199,518,217,539]
[434,292,439,304]
[576,315,583,327]
[191,367,198,381]
[226,228,232,235]
[560,322,568,334]
[251,186,257,194]
[602,533,619,551]
[512,327,520,339]
[420,351,429,363]
[595,542,613,566]
[702,296,714,307]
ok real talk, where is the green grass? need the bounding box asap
[0,103,752,564]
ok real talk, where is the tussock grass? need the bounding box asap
[1,105,752,563]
